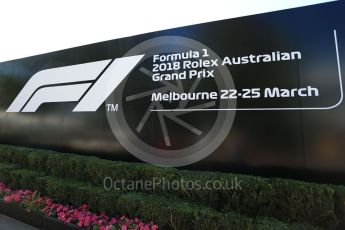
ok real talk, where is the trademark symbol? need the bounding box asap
[106,104,119,112]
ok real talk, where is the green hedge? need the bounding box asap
[0,162,22,184]
[0,144,343,228]
[332,185,345,228]
[0,163,319,230]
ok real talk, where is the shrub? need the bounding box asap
[253,217,321,230]
[0,162,21,184]
[27,150,51,172]
[270,178,337,228]
[332,185,345,228]
[9,169,44,190]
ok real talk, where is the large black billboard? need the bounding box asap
[0,1,344,183]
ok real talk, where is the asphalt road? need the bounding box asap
[0,214,38,230]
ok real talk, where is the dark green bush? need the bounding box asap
[175,170,275,216]
[252,217,321,230]
[27,149,53,172]
[332,185,345,228]
[270,178,337,228]
[0,145,13,162]
[45,152,90,179]
[9,169,44,190]
[115,192,254,229]
[0,145,31,165]
[0,162,21,184]
[36,176,124,215]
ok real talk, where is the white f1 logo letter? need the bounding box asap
[6,55,144,112]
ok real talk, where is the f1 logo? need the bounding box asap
[6,55,144,112]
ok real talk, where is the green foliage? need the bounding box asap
[27,150,51,172]
[0,145,13,162]
[332,185,345,228]
[0,162,21,184]
[253,217,321,230]
[9,169,44,190]
[270,178,337,228]
[0,144,343,229]
[21,190,45,212]
[1,169,320,230]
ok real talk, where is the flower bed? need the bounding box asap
[0,182,158,230]
[1,145,341,229]
[0,144,341,228]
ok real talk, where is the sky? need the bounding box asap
[0,0,336,62]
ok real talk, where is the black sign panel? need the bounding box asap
[0,1,344,183]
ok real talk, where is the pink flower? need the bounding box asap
[14,193,21,202]
[45,198,52,207]
[0,182,159,230]
[58,212,66,222]
[3,195,12,202]
[83,215,91,227]
[36,197,43,205]
[92,214,98,223]
[0,183,10,193]
[80,204,88,210]
[77,220,84,227]
[100,226,111,230]
[110,217,117,225]
[66,217,73,224]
